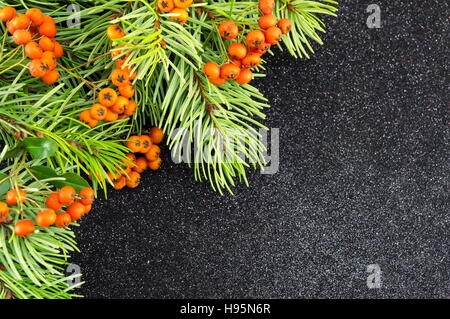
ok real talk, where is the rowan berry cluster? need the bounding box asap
[203,0,292,86]
[0,6,64,85]
[109,127,165,190]
[157,0,192,23]
[0,186,95,238]
[79,25,138,127]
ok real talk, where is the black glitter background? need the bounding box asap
[71,0,449,298]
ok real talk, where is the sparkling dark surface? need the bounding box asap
[72,0,448,298]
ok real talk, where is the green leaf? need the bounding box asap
[0,173,11,196]
[29,166,59,181]
[22,138,58,160]
[52,173,90,192]
[30,166,89,192]
[3,145,25,160]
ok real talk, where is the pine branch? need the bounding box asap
[0,161,82,299]
[145,7,269,194]
[0,0,338,299]
[275,0,339,58]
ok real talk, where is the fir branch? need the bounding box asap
[276,0,339,58]
[0,0,337,299]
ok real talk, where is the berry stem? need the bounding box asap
[23,165,53,192]
[58,64,101,90]
[67,52,111,71]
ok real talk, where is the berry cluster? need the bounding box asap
[203,0,292,86]
[157,0,192,24]
[110,127,165,190]
[79,25,138,127]
[0,6,64,85]
[0,186,95,238]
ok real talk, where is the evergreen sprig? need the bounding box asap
[0,0,337,298]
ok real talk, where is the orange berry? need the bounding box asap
[149,127,165,144]
[6,189,26,206]
[258,14,277,30]
[111,96,128,114]
[11,14,30,30]
[119,84,135,98]
[231,59,242,68]
[105,109,119,122]
[133,157,148,173]
[170,8,189,23]
[140,135,153,153]
[79,109,92,124]
[259,0,275,14]
[42,51,57,70]
[113,176,126,190]
[106,24,125,40]
[42,69,59,85]
[236,68,253,85]
[58,186,76,205]
[14,220,34,237]
[264,26,282,45]
[125,153,137,168]
[0,6,16,22]
[26,8,44,26]
[241,52,261,68]
[121,65,137,80]
[218,21,238,40]
[42,16,55,25]
[0,202,9,223]
[25,41,43,59]
[277,18,292,34]
[36,209,57,227]
[118,165,132,176]
[39,22,57,38]
[83,204,92,215]
[228,43,247,60]
[53,41,64,58]
[13,30,31,45]
[79,187,94,205]
[220,63,241,80]
[55,212,72,228]
[252,42,271,55]
[6,20,16,35]
[124,100,137,116]
[46,192,62,211]
[87,119,98,128]
[157,0,175,12]
[90,104,107,120]
[148,157,162,171]
[116,59,125,69]
[126,136,143,153]
[174,0,192,8]
[126,171,141,188]
[203,62,220,80]
[209,76,227,86]
[107,171,121,181]
[39,36,54,51]
[116,62,130,70]
[98,88,118,107]
[111,45,128,58]
[246,30,265,49]
[145,144,161,161]
[67,202,85,222]
[111,69,130,87]
[29,59,50,77]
